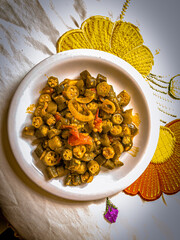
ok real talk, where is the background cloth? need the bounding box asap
[0,1,180,240]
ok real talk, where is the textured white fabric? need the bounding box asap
[0,1,180,240]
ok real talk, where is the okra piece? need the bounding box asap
[47,76,58,88]
[48,136,62,150]
[47,101,57,115]
[102,146,115,159]
[35,125,49,138]
[57,166,70,177]
[22,126,35,136]
[62,149,73,161]
[122,136,133,151]
[46,166,58,179]
[103,159,115,169]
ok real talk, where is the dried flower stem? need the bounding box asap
[120,0,131,21]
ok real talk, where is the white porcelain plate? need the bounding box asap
[8,49,159,201]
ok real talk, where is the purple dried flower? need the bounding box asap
[104,197,119,223]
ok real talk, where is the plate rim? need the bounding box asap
[8,49,160,201]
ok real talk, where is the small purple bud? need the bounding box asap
[104,198,119,223]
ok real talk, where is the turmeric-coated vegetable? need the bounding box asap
[81,172,93,183]
[75,162,87,174]
[62,149,73,161]
[71,174,81,186]
[47,101,57,115]
[48,136,62,150]
[111,113,123,125]
[97,82,111,97]
[87,160,100,175]
[110,125,122,136]
[23,126,35,136]
[47,128,61,139]
[48,76,58,87]
[121,124,131,136]
[44,113,56,126]
[38,94,51,104]
[57,166,70,177]
[87,102,98,114]
[103,146,115,159]
[122,109,133,124]
[122,136,133,151]
[76,95,94,104]
[32,116,43,128]
[46,166,58,179]
[63,85,79,99]
[103,159,115,169]
[23,71,139,186]
[68,99,94,122]
[43,151,60,166]
[73,145,86,158]
[86,76,97,88]
[102,119,113,133]
[35,125,49,138]
[101,99,116,114]
[117,90,131,106]
[34,105,44,117]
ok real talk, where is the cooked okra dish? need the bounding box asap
[23,70,138,186]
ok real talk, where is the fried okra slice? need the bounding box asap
[128,123,139,137]
[44,113,56,126]
[71,174,81,186]
[102,119,113,133]
[117,90,131,106]
[94,154,106,166]
[35,125,49,138]
[80,70,91,81]
[47,76,58,88]
[73,145,86,159]
[32,116,43,128]
[97,82,111,97]
[122,136,133,151]
[102,146,115,159]
[111,113,123,125]
[47,101,57,115]
[46,166,58,179]
[38,94,51,105]
[48,136,62,150]
[96,73,107,84]
[81,172,94,183]
[62,149,73,161]
[75,162,87,174]
[87,160,100,175]
[121,124,131,136]
[22,126,35,136]
[111,140,124,155]
[56,166,70,177]
[121,109,133,124]
[86,75,97,88]
[110,125,122,137]
[63,85,79,100]
[68,158,81,171]
[43,151,60,166]
[103,159,115,169]
[47,128,61,139]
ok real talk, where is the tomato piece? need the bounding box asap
[68,133,92,146]
[61,125,79,138]
[69,128,79,138]
[94,109,102,132]
[54,112,61,122]
[90,88,97,93]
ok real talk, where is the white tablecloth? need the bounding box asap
[0,1,180,240]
